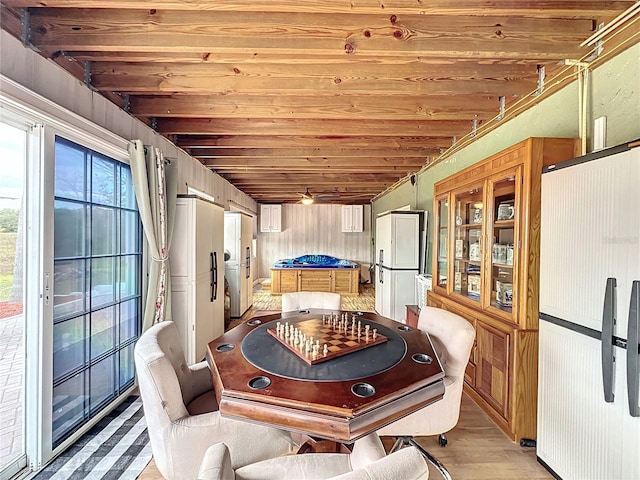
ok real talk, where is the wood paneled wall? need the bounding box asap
[257,204,372,282]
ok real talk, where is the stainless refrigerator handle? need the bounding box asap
[602,277,616,403]
[627,280,640,417]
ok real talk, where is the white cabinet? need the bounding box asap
[260,204,281,232]
[170,196,225,364]
[538,143,640,480]
[224,211,254,317]
[341,205,363,232]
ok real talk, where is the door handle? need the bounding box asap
[209,252,215,302]
[627,280,639,417]
[602,277,616,403]
[212,251,218,301]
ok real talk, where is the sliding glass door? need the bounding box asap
[51,136,142,448]
[0,121,28,479]
[0,102,143,478]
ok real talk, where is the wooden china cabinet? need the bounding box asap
[428,137,579,442]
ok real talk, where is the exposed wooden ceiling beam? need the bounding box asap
[130,94,499,120]
[28,9,592,59]
[158,118,472,137]
[6,0,632,18]
[203,157,426,169]
[175,135,455,149]
[90,62,538,96]
[193,148,436,158]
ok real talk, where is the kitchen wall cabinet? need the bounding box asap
[341,205,363,232]
[260,204,282,232]
[428,137,579,442]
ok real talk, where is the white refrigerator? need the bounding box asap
[224,211,253,318]
[537,141,640,480]
[375,211,422,322]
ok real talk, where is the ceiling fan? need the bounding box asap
[297,187,369,205]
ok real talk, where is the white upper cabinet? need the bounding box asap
[341,205,363,232]
[260,204,282,232]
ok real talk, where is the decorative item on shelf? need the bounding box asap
[468,274,481,296]
[492,244,508,264]
[469,242,481,261]
[455,215,463,226]
[506,244,514,265]
[471,206,483,224]
[455,239,466,259]
[497,202,515,220]
[454,271,466,292]
[496,281,513,306]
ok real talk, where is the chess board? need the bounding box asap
[267,317,388,365]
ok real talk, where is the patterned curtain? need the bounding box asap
[128,140,177,331]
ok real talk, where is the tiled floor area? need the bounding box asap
[0,314,23,468]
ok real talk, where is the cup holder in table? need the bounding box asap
[412,353,433,364]
[298,309,310,314]
[351,382,376,398]
[247,319,262,326]
[397,325,412,331]
[248,376,271,390]
[215,343,235,352]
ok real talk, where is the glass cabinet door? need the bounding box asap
[487,168,521,319]
[452,185,484,303]
[434,194,449,290]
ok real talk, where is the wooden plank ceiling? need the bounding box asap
[1,1,634,204]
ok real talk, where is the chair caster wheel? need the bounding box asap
[438,434,448,447]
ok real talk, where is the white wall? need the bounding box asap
[257,204,372,282]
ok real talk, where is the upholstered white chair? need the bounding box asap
[377,306,475,479]
[281,291,342,313]
[197,433,429,480]
[134,321,296,480]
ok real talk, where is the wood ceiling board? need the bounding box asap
[3,0,633,205]
[28,9,592,59]
[176,135,456,149]
[129,94,499,120]
[5,0,633,18]
[194,148,438,158]
[157,118,472,137]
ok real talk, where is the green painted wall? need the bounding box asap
[373,43,640,274]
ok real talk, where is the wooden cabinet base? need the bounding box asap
[428,290,538,443]
[271,268,359,295]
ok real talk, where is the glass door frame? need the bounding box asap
[41,123,141,464]
[483,167,523,323]
[0,112,43,480]
[1,88,144,477]
[432,192,450,294]
[449,181,486,307]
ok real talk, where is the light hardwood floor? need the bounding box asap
[138,394,552,479]
[138,285,553,479]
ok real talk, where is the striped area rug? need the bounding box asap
[34,396,151,480]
